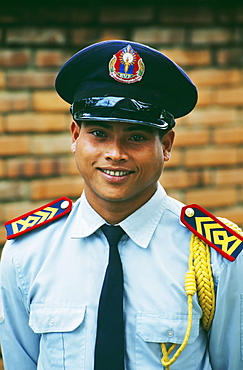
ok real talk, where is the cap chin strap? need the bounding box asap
[71,96,175,131]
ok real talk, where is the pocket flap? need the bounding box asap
[137,312,200,344]
[29,304,86,333]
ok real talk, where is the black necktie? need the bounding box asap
[94,224,125,370]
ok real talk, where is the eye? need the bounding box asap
[130,134,146,142]
[90,129,107,138]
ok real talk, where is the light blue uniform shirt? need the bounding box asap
[0,184,243,369]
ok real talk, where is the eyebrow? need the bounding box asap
[82,121,155,133]
[124,125,154,133]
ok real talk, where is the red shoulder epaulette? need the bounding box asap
[4,197,72,240]
[181,204,243,262]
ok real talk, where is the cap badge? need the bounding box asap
[109,44,145,84]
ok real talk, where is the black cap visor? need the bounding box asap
[71,96,175,131]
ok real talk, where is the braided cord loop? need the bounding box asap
[160,235,199,369]
[161,217,243,369]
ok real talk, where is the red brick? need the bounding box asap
[71,28,99,45]
[0,205,4,223]
[35,50,70,67]
[38,158,60,177]
[99,29,127,42]
[0,160,5,177]
[31,176,83,200]
[201,170,214,186]
[6,113,71,132]
[185,188,237,208]
[185,147,237,167]
[213,127,243,144]
[6,158,37,178]
[5,156,75,178]
[0,92,30,112]
[133,27,185,44]
[182,107,237,127]
[6,28,66,45]
[158,49,211,67]
[159,6,213,24]
[216,208,243,230]
[0,3,242,247]
[237,148,243,164]
[26,7,93,25]
[32,91,69,112]
[0,226,6,247]
[1,201,43,222]
[0,136,30,156]
[235,7,243,22]
[239,188,243,203]
[7,71,56,89]
[30,134,71,155]
[160,170,200,189]
[0,71,5,88]
[100,6,153,23]
[215,87,243,105]
[164,148,182,168]
[217,48,243,66]
[215,168,243,185]
[189,68,241,87]
[196,88,214,107]
[0,180,28,200]
[165,189,184,204]
[37,157,76,177]
[191,28,231,44]
[0,116,4,133]
[0,49,30,67]
[58,157,79,176]
[174,128,209,147]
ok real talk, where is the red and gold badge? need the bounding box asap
[109,44,145,84]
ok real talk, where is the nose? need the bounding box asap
[104,138,129,162]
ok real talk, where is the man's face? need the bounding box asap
[71,120,174,215]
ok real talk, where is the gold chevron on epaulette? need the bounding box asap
[181,204,243,261]
[5,197,72,240]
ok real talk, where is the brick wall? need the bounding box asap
[0,2,243,247]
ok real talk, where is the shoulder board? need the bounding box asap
[4,197,72,240]
[181,204,243,262]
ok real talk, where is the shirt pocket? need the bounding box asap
[29,304,86,369]
[136,312,200,369]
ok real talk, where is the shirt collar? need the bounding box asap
[71,183,167,248]
[71,195,106,239]
[119,184,167,248]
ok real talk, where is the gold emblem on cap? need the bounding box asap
[109,44,145,84]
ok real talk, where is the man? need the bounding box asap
[0,40,243,369]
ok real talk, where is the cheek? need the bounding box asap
[139,145,164,176]
[74,141,91,169]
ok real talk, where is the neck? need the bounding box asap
[84,186,157,225]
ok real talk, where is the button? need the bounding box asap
[166,329,174,338]
[0,316,4,324]
[185,207,195,218]
[61,200,70,209]
[48,317,55,325]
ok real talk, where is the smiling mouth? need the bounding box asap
[100,169,132,177]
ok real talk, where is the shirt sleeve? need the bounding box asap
[208,250,243,369]
[0,241,40,370]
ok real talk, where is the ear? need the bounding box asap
[70,121,81,142]
[70,121,81,153]
[162,130,175,162]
